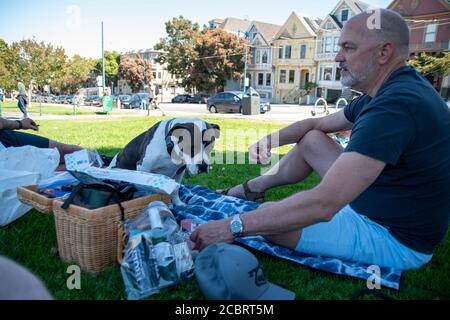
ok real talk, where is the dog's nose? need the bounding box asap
[198,163,209,173]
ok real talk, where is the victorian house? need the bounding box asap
[272,11,321,104]
[388,0,450,100]
[246,21,282,102]
[314,0,373,102]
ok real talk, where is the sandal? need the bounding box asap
[217,180,265,202]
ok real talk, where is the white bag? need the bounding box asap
[0,169,40,226]
[0,146,60,226]
[0,146,60,179]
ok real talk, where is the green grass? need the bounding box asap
[0,117,449,300]
[0,100,127,116]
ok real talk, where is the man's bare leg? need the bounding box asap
[226,130,343,249]
[226,130,343,196]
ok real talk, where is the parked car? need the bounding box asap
[188,94,208,104]
[116,94,132,108]
[171,94,191,103]
[0,88,4,102]
[56,95,67,104]
[84,95,101,106]
[129,93,150,109]
[207,91,271,114]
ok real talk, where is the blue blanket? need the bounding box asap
[170,185,403,290]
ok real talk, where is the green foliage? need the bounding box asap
[52,55,96,94]
[304,82,318,95]
[93,51,120,88]
[409,52,450,77]
[0,38,67,92]
[118,56,153,93]
[155,16,245,93]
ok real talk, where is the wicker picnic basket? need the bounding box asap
[52,193,171,274]
[16,185,61,214]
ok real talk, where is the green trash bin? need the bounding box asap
[102,95,113,113]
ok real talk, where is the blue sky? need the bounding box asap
[0,0,392,58]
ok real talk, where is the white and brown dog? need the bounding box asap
[109,118,220,184]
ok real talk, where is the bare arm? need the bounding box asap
[190,152,386,250]
[0,118,39,131]
[250,110,353,164]
[274,110,353,147]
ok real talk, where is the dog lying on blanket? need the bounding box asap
[109,118,220,186]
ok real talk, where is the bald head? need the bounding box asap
[347,9,410,59]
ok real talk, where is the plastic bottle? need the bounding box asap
[147,201,179,284]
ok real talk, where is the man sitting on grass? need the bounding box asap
[189,9,450,270]
[0,117,83,170]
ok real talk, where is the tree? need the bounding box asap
[93,51,120,89]
[0,39,14,91]
[409,52,450,78]
[54,55,96,94]
[189,28,245,92]
[118,56,152,93]
[155,16,246,93]
[7,39,66,93]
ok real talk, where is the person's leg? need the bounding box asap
[48,139,83,170]
[18,96,28,119]
[226,130,343,198]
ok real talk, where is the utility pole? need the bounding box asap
[241,31,249,93]
[101,21,105,95]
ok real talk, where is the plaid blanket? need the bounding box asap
[170,185,403,290]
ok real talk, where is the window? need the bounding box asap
[305,72,309,83]
[284,45,292,59]
[289,70,295,83]
[258,73,264,86]
[324,67,333,81]
[300,45,306,59]
[158,72,162,79]
[280,70,286,83]
[153,72,157,79]
[316,87,322,98]
[334,37,340,52]
[425,24,437,43]
[279,47,283,59]
[335,67,341,81]
[266,73,271,86]
[255,51,261,64]
[262,51,268,64]
[341,9,349,23]
[325,38,332,53]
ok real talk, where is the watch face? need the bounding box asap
[231,220,242,234]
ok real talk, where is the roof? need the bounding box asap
[350,0,373,12]
[220,17,252,34]
[252,21,282,42]
[303,17,322,33]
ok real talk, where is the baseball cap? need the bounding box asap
[194,243,295,300]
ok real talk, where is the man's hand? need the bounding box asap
[188,219,234,251]
[21,118,39,131]
[249,136,272,164]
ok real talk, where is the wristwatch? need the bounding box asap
[230,214,244,238]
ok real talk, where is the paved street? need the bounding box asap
[2,102,341,124]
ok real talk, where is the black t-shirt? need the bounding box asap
[344,66,450,254]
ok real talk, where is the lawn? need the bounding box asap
[0,116,448,300]
[0,99,128,116]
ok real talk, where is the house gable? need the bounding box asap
[318,15,343,31]
[274,11,317,41]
